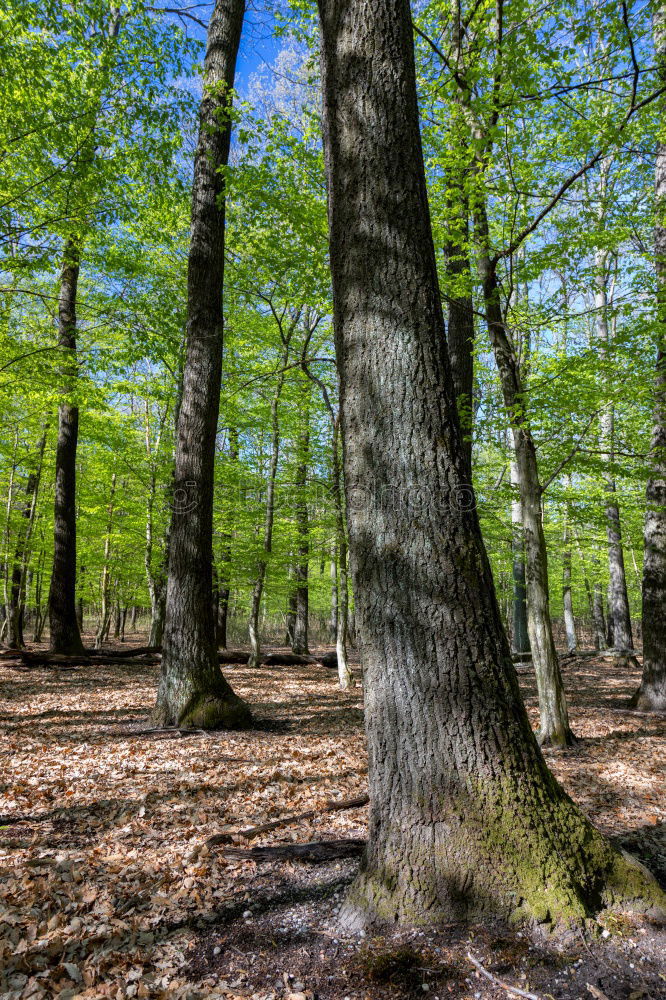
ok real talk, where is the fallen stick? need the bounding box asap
[222,838,366,863]
[466,952,541,1000]
[207,793,369,847]
[85,645,161,658]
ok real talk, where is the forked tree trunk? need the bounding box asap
[633,1,666,711]
[48,239,86,655]
[317,0,664,929]
[152,0,250,729]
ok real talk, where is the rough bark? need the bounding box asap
[317,0,664,929]
[152,0,250,730]
[633,1,666,711]
[48,239,86,655]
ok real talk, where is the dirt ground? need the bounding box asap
[0,639,665,1000]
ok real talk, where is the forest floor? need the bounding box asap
[0,639,665,1000]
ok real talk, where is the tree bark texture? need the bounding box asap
[317,0,664,928]
[153,0,250,729]
[48,239,85,655]
[634,1,666,711]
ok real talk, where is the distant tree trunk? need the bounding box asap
[593,559,608,651]
[633,1,666,711]
[8,427,47,648]
[595,220,633,651]
[247,324,295,668]
[77,564,85,631]
[152,0,250,729]
[48,239,86,655]
[95,474,116,649]
[329,551,338,642]
[317,0,663,929]
[292,388,310,654]
[217,426,238,650]
[562,520,577,655]
[130,604,137,631]
[510,458,530,655]
[332,417,352,689]
[32,548,46,642]
[475,204,573,746]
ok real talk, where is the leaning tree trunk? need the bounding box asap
[48,239,86,655]
[317,0,664,929]
[633,0,666,711]
[152,0,250,729]
[475,211,573,746]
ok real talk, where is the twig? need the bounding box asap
[467,952,541,1000]
[207,793,369,847]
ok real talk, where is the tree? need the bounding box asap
[317,0,665,928]
[152,0,251,729]
[633,0,666,711]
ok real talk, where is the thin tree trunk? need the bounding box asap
[596,220,633,651]
[633,1,666,710]
[329,551,338,642]
[475,205,573,745]
[332,417,352,689]
[510,458,530,655]
[317,0,662,928]
[247,328,294,668]
[153,0,249,728]
[95,474,116,649]
[8,427,47,647]
[292,386,310,654]
[562,520,577,655]
[217,427,238,649]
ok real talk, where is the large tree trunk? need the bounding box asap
[633,2,666,711]
[317,0,664,929]
[48,239,86,655]
[152,0,250,730]
[475,211,573,746]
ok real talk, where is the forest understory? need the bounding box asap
[1,639,664,1000]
